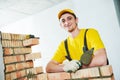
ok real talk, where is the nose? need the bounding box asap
[64,21,69,26]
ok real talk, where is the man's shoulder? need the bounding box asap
[87,28,98,33]
[80,28,98,33]
[81,28,97,31]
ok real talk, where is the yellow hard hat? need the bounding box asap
[58,9,75,19]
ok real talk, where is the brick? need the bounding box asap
[26,66,43,75]
[4,56,17,64]
[14,47,32,54]
[16,62,26,70]
[3,48,13,55]
[18,77,27,80]
[71,67,100,79]
[35,66,43,74]
[37,73,47,80]
[5,73,11,80]
[16,55,25,62]
[25,52,41,61]
[89,75,114,80]
[100,65,113,76]
[26,60,34,68]
[1,33,11,40]
[11,70,26,80]
[47,72,70,80]
[4,55,25,64]
[71,65,114,80]
[2,40,23,47]
[5,64,16,73]
[11,34,26,40]
[23,38,39,46]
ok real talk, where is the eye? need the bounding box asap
[61,19,65,23]
[67,16,72,21]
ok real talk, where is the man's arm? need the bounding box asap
[82,48,108,68]
[46,60,64,73]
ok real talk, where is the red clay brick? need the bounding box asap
[14,47,32,54]
[4,56,17,64]
[1,33,11,40]
[16,62,26,70]
[5,64,16,73]
[100,65,113,76]
[5,73,11,80]
[26,66,43,75]
[16,55,24,62]
[37,73,47,80]
[3,48,13,55]
[18,77,27,80]
[25,52,41,61]
[89,75,114,80]
[4,55,24,64]
[71,67,100,79]
[35,66,43,74]
[23,38,39,46]
[71,65,114,80]
[47,72,70,80]
[26,60,34,68]
[11,70,26,80]
[11,34,26,40]
[2,40,23,47]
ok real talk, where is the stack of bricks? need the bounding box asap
[0,32,43,80]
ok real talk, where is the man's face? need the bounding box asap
[59,13,78,32]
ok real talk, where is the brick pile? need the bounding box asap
[0,32,43,80]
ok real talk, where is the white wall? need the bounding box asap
[0,0,120,79]
[0,42,4,80]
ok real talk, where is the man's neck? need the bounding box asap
[69,27,80,38]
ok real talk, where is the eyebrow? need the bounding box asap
[61,15,73,20]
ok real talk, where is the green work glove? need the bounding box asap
[63,60,82,72]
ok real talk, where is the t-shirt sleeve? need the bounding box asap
[87,28,105,52]
[52,41,66,63]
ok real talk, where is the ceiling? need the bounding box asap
[0,0,67,27]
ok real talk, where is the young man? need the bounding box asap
[46,9,108,73]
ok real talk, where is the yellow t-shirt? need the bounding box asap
[52,28,105,63]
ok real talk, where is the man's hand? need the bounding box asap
[63,60,82,72]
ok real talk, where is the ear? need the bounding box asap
[76,17,79,23]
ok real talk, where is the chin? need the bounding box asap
[68,29,74,32]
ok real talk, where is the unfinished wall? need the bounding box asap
[0,32,43,80]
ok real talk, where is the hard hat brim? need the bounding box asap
[58,9,75,19]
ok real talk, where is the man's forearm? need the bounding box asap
[82,49,107,68]
[46,60,64,73]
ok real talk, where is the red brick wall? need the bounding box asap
[1,32,43,80]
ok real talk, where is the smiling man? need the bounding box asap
[46,9,108,73]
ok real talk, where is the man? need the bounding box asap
[46,9,108,73]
